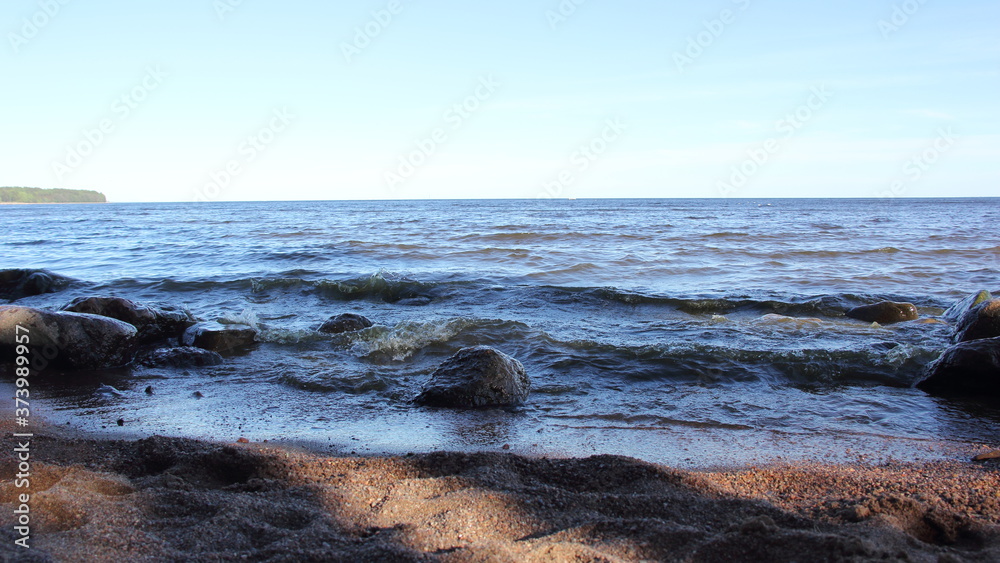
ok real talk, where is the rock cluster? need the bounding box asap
[917,290,1000,399]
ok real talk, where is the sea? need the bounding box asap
[3,198,999,467]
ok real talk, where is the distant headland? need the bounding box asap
[0,187,107,204]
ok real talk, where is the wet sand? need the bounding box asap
[3,415,1000,562]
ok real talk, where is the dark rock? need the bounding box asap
[0,269,75,301]
[845,301,919,325]
[62,296,195,343]
[181,322,257,354]
[0,305,138,370]
[415,346,530,408]
[943,290,992,323]
[954,299,1000,343]
[139,347,224,368]
[318,313,373,334]
[916,337,1000,397]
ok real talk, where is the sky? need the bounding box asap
[1,0,997,202]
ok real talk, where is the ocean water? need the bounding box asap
[3,198,999,466]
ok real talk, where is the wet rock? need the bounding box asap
[139,347,224,368]
[0,305,138,370]
[181,322,257,355]
[0,269,75,301]
[953,298,1000,343]
[845,301,918,325]
[943,290,992,323]
[318,313,373,334]
[62,296,195,343]
[916,337,1000,397]
[415,346,530,408]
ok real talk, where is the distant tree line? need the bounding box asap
[0,187,106,203]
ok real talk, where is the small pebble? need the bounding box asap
[144,386,154,395]
[117,418,124,427]
[237,437,250,443]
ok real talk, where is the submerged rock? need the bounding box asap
[845,302,918,325]
[415,346,530,408]
[916,337,1000,397]
[943,290,992,323]
[0,305,138,370]
[318,313,373,334]
[139,347,224,368]
[0,269,75,301]
[954,299,1000,343]
[62,296,195,343]
[182,322,257,354]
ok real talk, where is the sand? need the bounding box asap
[3,418,1000,562]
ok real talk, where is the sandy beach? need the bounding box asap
[4,414,1000,562]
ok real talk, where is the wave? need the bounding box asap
[541,339,937,387]
[253,310,939,389]
[540,286,869,316]
[342,318,533,362]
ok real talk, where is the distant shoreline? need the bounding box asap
[0,201,107,205]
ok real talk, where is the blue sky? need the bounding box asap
[2,0,997,201]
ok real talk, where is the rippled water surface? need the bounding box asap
[2,198,999,466]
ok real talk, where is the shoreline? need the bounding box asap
[4,413,1000,561]
[0,202,106,205]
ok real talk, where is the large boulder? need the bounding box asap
[318,313,373,334]
[61,296,195,344]
[182,322,257,355]
[953,299,1000,343]
[916,337,1000,397]
[139,347,224,368]
[0,305,138,370]
[943,290,992,323]
[845,301,918,325]
[415,346,530,408]
[0,269,74,301]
